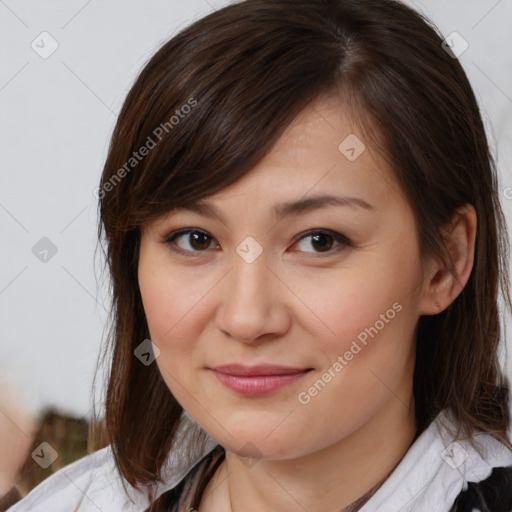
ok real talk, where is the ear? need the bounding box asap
[418,204,477,315]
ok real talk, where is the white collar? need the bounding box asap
[360,410,512,511]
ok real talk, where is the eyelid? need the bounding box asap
[163,227,212,243]
[290,229,352,254]
[163,228,219,257]
[162,227,352,256]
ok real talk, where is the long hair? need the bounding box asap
[95,0,512,502]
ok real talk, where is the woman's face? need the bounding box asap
[138,94,434,460]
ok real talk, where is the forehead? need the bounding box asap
[144,93,412,235]
[206,94,403,212]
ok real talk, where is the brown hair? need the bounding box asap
[95,0,512,505]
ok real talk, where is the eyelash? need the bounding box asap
[162,228,352,257]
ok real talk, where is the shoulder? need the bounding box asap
[361,411,512,511]
[8,432,220,512]
[437,412,512,512]
[8,445,166,512]
[7,445,143,512]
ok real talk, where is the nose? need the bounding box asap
[214,245,291,344]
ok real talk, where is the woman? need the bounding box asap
[8,0,512,511]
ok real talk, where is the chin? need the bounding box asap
[211,427,308,461]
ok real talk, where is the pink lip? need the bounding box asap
[209,364,312,395]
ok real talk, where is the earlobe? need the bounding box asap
[419,204,477,316]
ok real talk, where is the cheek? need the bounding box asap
[138,261,212,346]
[288,265,413,354]
[138,269,205,401]
[138,262,225,407]
[287,258,421,405]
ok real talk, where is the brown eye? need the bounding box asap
[164,229,217,254]
[293,230,351,254]
[188,231,212,250]
[310,233,334,252]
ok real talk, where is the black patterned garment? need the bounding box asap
[449,465,512,512]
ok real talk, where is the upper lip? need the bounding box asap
[210,364,311,376]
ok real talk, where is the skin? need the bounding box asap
[0,386,35,496]
[138,93,476,512]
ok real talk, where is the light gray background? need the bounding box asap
[1,0,511,423]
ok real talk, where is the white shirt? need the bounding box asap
[8,411,512,512]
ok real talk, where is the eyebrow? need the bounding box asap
[174,194,374,224]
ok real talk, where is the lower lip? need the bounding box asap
[210,370,310,395]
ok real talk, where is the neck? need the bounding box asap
[199,395,416,512]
